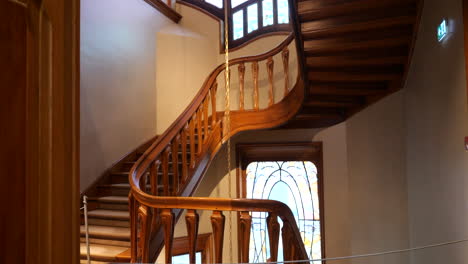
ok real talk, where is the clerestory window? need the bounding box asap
[179,0,291,50]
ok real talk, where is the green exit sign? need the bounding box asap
[438,19,448,42]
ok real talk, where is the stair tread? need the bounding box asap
[93,196,128,204]
[88,209,129,220]
[80,225,130,240]
[80,243,128,261]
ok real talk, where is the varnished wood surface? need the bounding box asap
[0,2,26,263]
[288,0,423,128]
[144,0,182,23]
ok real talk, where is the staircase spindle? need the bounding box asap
[238,63,245,110]
[189,117,196,168]
[197,109,202,154]
[210,82,217,127]
[281,221,295,261]
[211,210,226,264]
[129,193,137,261]
[252,61,259,110]
[162,147,170,196]
[185,210,200,264]
[161,209,175,264]
[181,126,188,183]
[150,161,161,235]
[137,205,152,263]
[203,98,209,142]
[267,57,274,106]
[239,211,252,263]
[267,212,280,262]
[171,136,179,195]
[282,47,290,97]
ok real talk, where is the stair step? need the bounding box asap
[80,243,128,262]
[80,260,113,264]
[88,209,129,221]
[80,237,131,247]
[80,225,130,241]
[91,196,128,204]
[88,217,129,228]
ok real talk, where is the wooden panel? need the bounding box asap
[0,2,26,263]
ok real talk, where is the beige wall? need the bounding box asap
[80,0,172,191]
[404,0,468,263]
[346,91,409,264]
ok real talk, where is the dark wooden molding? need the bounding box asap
[235,142,326,261]
[144,0,182,23]
[463,0,468,105]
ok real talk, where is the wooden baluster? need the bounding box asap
[281,221,295,261]
[252,61,259,110]
[210,82,217,127]
[137,205,152,263]
[197,109,202,154]
[181,125,188,184]
[211,210,225,264]
[161,209,175,264]
[185,210,200,264]
[167,0,172,7]
[239,211,252,263]
[282,47,290,97]
[267,212,280,263]
[267,57,274,106]
[203,98,209,142]
[162,147,170,196]
[189,117,196,168]
[238,63,245,110]
[129,193,137,262]
[139,168,147,192]
[171,136,179,195]
[150,161,161,235]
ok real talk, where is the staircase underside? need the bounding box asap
[286,0,421,128]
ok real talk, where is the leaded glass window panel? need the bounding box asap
[262,0,274,27]
[246,161,322,262]
[233,10,244,40]
[231,0,249,8]
[247,4,259,33]
[277,0,289,24]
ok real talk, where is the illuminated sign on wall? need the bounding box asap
[438,19,448,42]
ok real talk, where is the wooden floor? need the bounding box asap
[286,0,422,128]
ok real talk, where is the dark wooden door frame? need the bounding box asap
[235,142,325,262]
[25,0,80,263]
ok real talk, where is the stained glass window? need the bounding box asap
[262,0,274,27]
[246,161,322,262]
[277,0,289,24]
[247,4,259,33]
[233,10,244,40]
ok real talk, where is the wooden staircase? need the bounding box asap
[80,0,422,263]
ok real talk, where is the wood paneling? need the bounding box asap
[0,2,26,263]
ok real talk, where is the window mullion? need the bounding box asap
[243,7,248,37]
[258,0,263,28]
[273,0,278,25]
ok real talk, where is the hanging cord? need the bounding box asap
[223,0,234,263]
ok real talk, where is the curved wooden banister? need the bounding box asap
[129,0,309,261]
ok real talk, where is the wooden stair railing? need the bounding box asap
[129,195,309,263]
[129,33,305,261]
[129,0,309,260]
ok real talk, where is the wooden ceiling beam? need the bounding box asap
[307,56,407,68]
[304,37,410,55]
[298,0,417,21]
[309,85,387,96]
[309,71,400,82]
[302,16,415,40]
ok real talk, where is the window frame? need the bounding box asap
[227,0,291,49]
[176,0,292,52]
[235,142,326,262]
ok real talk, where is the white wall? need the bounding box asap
[404,0,468,263]
[80,0,172,191]
[346,91,409,264]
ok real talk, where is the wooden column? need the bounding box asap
[185,210,200,264]
[267,57,275,106]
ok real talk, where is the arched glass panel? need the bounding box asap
[246,161,321,262]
